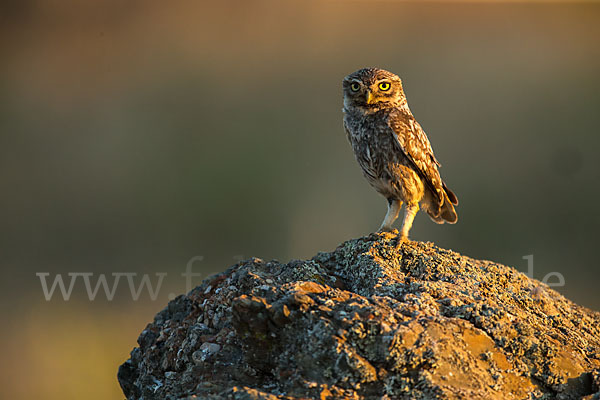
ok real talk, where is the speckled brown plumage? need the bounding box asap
[343,67,458,240]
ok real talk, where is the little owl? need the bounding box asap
[343,67,458,242]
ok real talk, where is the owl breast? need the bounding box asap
[344,110,425,203]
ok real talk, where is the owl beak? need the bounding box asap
[365,90,375,104]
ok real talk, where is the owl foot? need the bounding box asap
[375,229,399,243]
[395,234,409,249]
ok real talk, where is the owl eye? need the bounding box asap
[378,82,391,91]
[350,83,361,92]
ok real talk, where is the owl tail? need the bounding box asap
[439,193,458,224]
[443,182,459,206]
[424,184,458,224]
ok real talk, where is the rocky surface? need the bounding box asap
[118,232,600,399]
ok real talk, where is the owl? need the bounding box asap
[342,67,458,242]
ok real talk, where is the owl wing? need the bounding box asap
[387,110,445,203]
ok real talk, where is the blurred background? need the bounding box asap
[1,0,599,398]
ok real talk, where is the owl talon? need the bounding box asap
[396,235,408,248]
[376,229,399,243]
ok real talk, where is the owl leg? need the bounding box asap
[379,198,402,232]
[398,203,419,242]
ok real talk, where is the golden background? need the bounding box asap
[1,1,599,398]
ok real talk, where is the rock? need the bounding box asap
[118,232,600,399]
[197,342,221,362]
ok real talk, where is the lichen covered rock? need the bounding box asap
[118,232,600,399]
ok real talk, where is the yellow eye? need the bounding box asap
[379,82,391,91]
[350,83,360,92]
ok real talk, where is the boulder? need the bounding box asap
[118,232,600,399]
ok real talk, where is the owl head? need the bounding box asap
[343,68,408,112]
